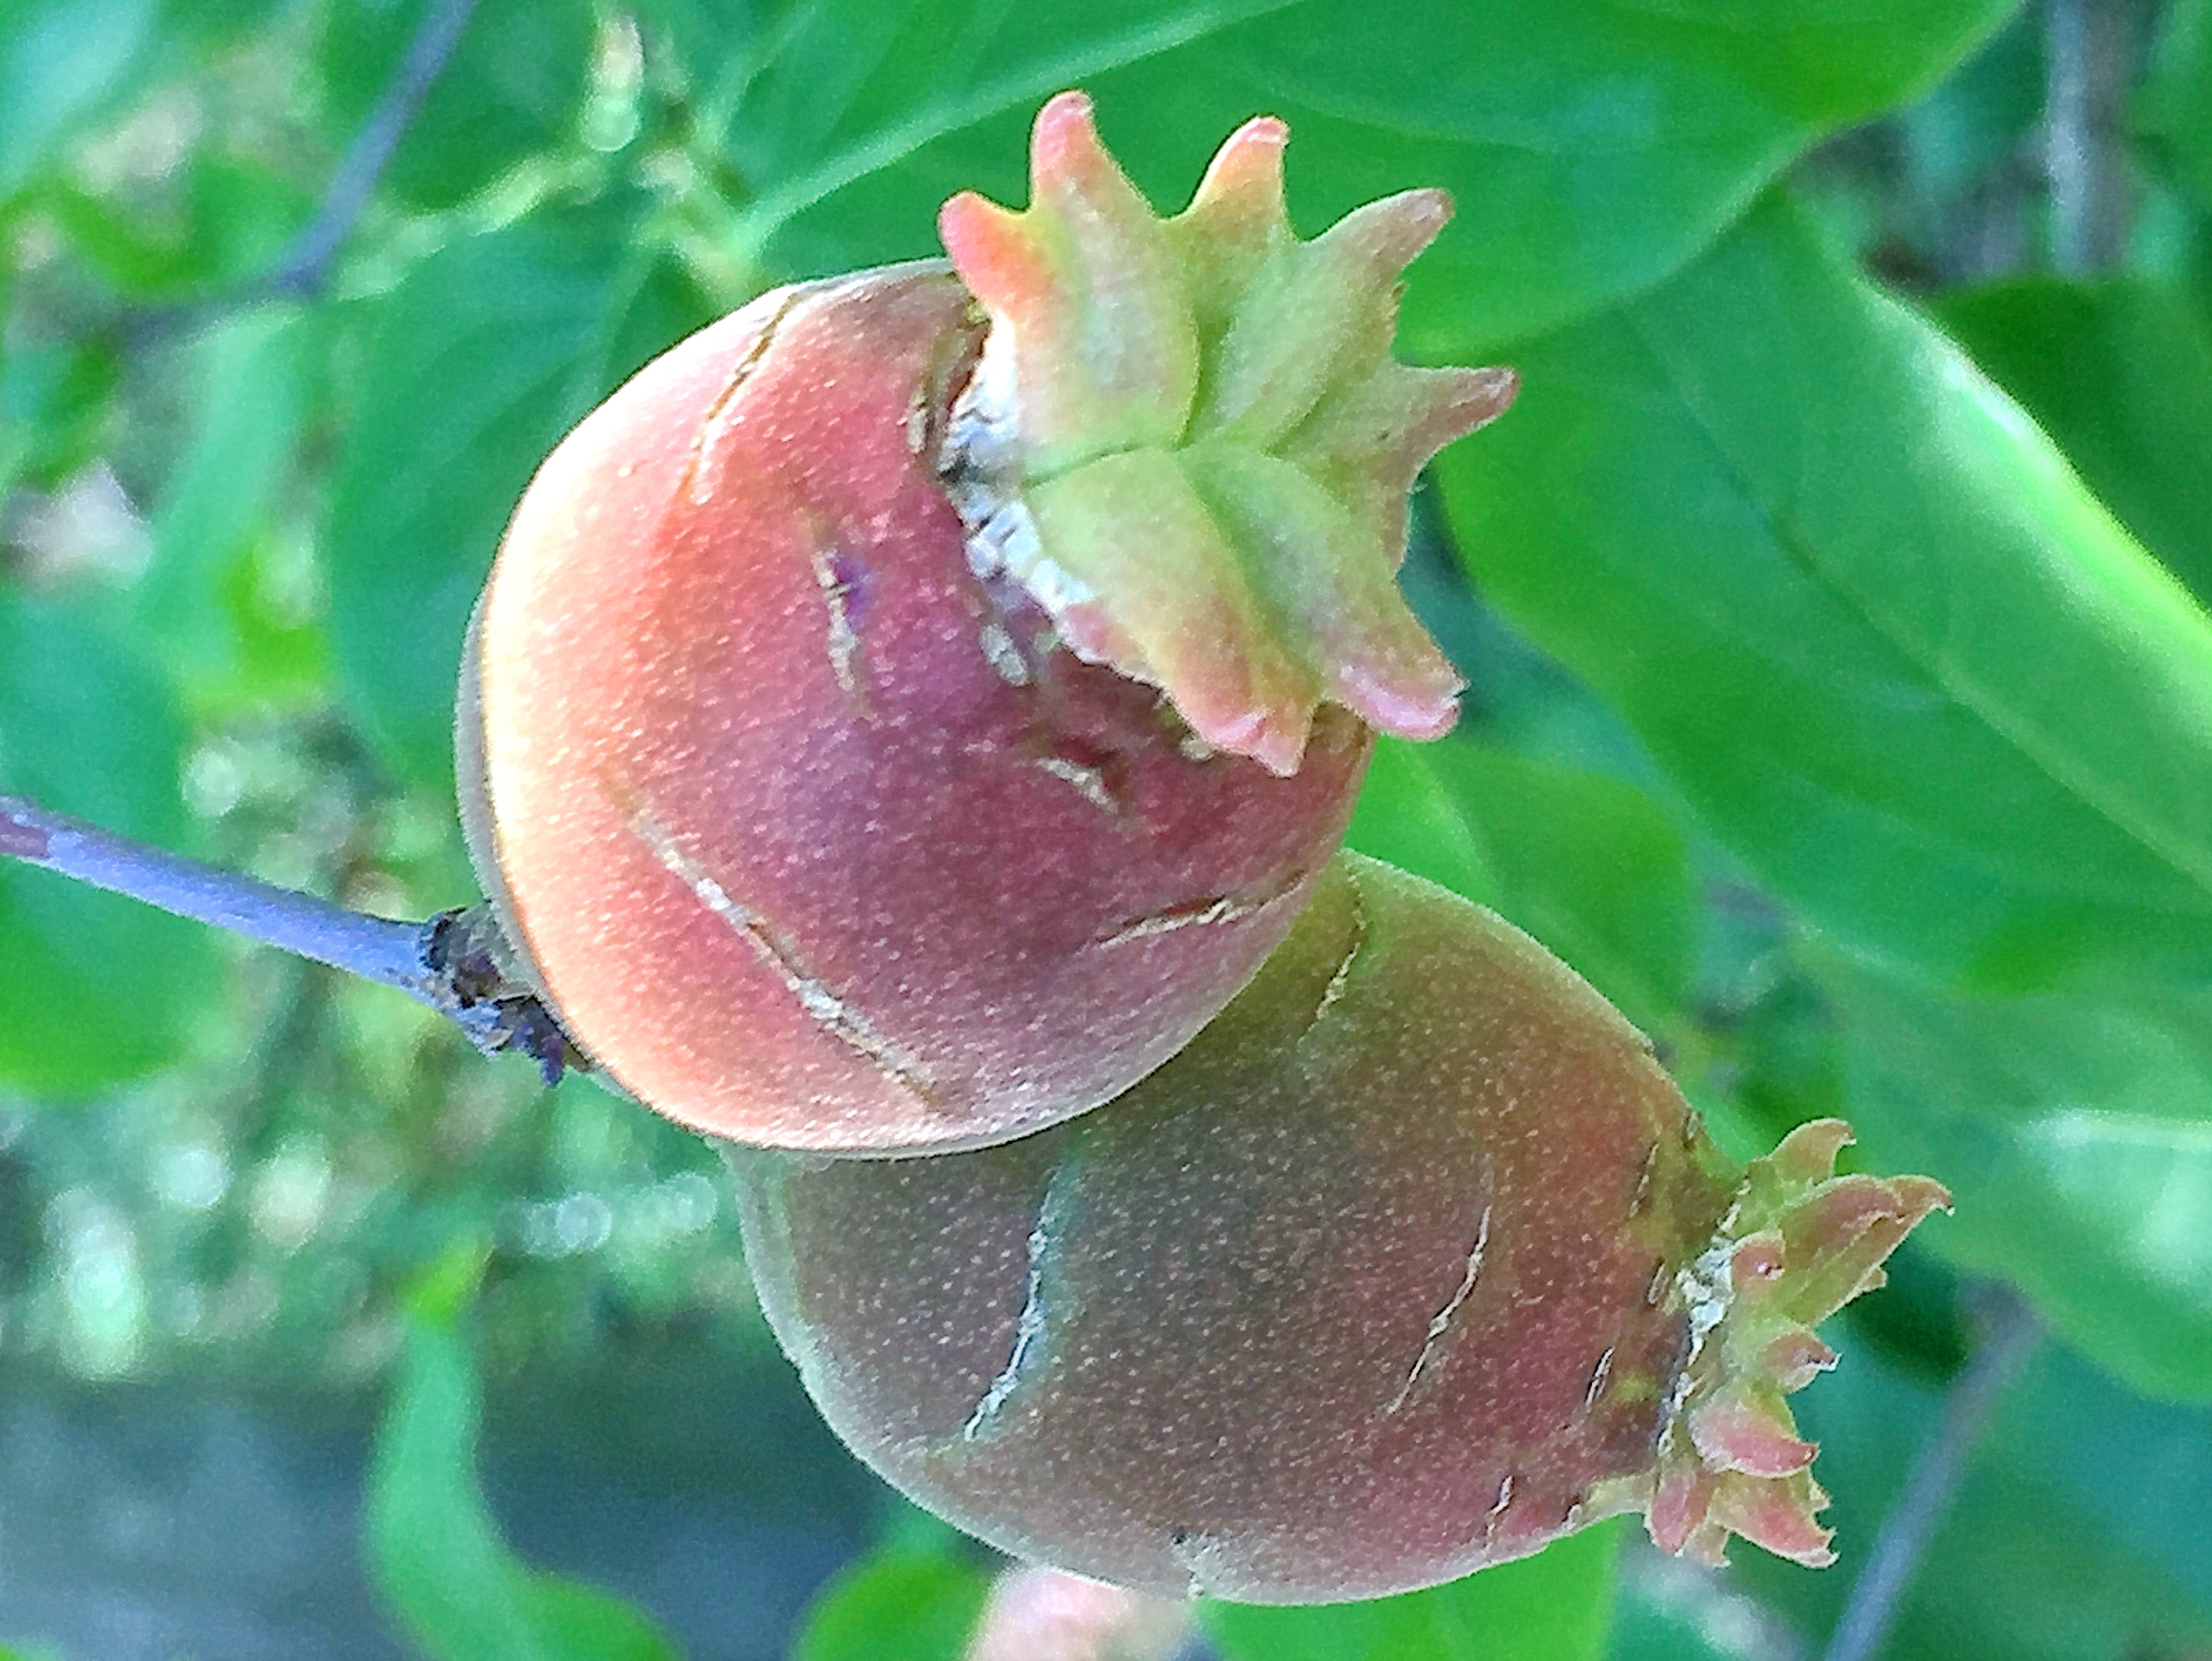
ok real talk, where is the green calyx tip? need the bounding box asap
[937,91,1516,774]
[1607,1119,1952,1569]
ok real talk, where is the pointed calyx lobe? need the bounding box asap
[939,91,1514,775]
[1597,1119,1954,1567]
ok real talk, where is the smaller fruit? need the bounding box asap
[732,854,1948,1602]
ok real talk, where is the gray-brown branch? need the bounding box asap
[0,792,575,1082]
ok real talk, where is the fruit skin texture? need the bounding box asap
[730,854,1948,1603]
[462,265,1371,1154]
[460,93,1511,1156]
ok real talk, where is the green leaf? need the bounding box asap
[2007,1344,2212,1608]
[1441,192,2212,994]
[133,304,323,714]
[791,1545,992,1661]
[1203,1521,1621,1661]
[1345,736,1501,910]
[2142,0,2212,217]
[0,0,161,201]
[366,1256,685,1661]
[1934,278,2212,608]
[715,0,2013,353]
[1349,737,1694,1030]
[1821,954,2212,1401]
[1439,741,1694,1031]
[323,204,671,796]
[1732,1338,2212,1659]
[0,592,220,1093]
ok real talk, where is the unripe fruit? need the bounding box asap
[459,94,1514,1153]
[731,854,1948,1603]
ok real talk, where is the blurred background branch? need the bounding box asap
[264,0,481,298]
[1822,1285,2045,1661]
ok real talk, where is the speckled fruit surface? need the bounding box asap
[459,91,1523,1156]
[461,264,1371,1153]
[731,854,1947,1601]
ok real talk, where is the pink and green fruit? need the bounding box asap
[453,91,1946,1603]
[459,94,1514,1155]
[731,853,1948,1603]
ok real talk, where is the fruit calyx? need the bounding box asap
[1598,1118,1953,1567]
[937,91,1517,775]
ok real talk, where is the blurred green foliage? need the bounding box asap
[368,1245,685,1661]
[791,1543,991,1661]
[2,0,2210,1657]
[1203,1523,1621,1661]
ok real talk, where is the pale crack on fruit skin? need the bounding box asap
[904,289,991,467]
[682,287,802,506]
[1583,1345,1617,1414]
[807,537,871,714]
[1033,754,1118,814]
[1483,1475,1517,1547]
[1091,868,1308,949]
[624,799,937,1106]
[1384,1200,1493,1415]
[962,1151,1079,1441]
[1631,1141,1661,1218]
[1302,871,1369,1040]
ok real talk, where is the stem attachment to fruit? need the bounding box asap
[937,91,1517,774]
[1598,1119,1953,1567]
[0,792,576,1080]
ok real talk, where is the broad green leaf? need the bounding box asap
[1433,741,1694,1031]
[366,1255,685,1661]
[1345,736,1501,910]
[2143,0,2212,217]
[791,1545,991,1661]
[1350,737,1694,1030]
[1822,955,2212,1401]
[713,0,2013,352]
[324,204,695,795]
[133,304,323,713]
[1441,193,2212,994]
[1732,1338,2212,1660]
[0,592,219,1093]
[2008,1344,2212,1607]
[0,0,161,201]
[1936,278,2212,606]
[1203,1521,1620,1661]
[316,0,595,211]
